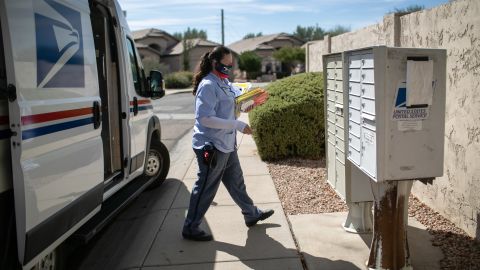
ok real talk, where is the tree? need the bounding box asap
[182,39,194,71]
[293,25,325,42]
[273,47,305,74]
[243,32,263,39]
[238,51,262,80]
[390,4,424,14]
[325,25,350,37]
[173,27,208,40]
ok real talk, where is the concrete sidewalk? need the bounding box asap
[74,113,443,270]
[74,113,303,270]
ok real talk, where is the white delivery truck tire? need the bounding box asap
[145,141,170,189]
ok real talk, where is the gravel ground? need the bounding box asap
[267,158,480,270]
[408,195,480,269]
[266,158,347,215]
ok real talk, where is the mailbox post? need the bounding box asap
[343,46,446,269]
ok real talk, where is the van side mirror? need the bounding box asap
[147,70,165,99]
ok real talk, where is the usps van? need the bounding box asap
[0,0,170,269]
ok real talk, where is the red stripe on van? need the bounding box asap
[22,107,93,125]
[129,99,151,106]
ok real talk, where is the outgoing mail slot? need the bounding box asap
[361,98,376,115]
[349,95,361,110]
[362,113,376,131]
[349,108,361,124]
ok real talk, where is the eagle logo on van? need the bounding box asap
[34,0,84,88]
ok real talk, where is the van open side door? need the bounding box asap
[0,0,104,266]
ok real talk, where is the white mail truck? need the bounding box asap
[0,0,170,269]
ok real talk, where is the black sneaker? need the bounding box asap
[182,230,213,241]
[245,209,275,227]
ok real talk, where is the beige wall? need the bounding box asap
[138,48,160,62]
[162,55,181,73]
[306,0,480,238]
[188,46,213,72]
[136,36,177,54]
[400,0,480,239]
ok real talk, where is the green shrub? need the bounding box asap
[249,72,324,160]
[165,71,193,89]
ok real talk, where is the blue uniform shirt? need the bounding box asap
[192,73,242,153]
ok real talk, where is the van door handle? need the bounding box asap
[93,101,101,129]
[133,97,139,116]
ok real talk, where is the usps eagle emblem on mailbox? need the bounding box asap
[34,0,84,88]
[392,82,429,121]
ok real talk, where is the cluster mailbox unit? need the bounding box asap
[344,46,446,183]
[323,53,374,233]
[324,46,446,269]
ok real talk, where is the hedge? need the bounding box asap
[249,72,324,160]
[165,71,193,89]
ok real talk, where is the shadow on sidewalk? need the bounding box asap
[66,178,361,270]
[212,223,360,270]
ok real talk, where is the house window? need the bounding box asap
[149,43,162,52]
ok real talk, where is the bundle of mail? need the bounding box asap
[235,87,269,116]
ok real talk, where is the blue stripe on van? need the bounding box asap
[22,117,94,140]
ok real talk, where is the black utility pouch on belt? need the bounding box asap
[202,142,217,167]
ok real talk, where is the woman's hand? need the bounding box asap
[242,124,253,135]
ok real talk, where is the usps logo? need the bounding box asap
[35,0,84,88]
[392,82,429,121]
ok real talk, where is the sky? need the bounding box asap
[118,0,449,45]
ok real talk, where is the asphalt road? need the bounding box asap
[152,91,195,151]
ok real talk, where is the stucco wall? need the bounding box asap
[306,0,480,238]
[399,0,480,239]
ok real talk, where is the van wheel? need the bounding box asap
[145,141,170,189]
[32,244,66,270]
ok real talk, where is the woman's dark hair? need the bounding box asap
[192,46,231,95]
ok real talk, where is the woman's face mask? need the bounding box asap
[215,62,233,76]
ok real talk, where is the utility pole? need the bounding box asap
[221,9,225,45]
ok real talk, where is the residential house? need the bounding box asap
[228,33,305,79]
[132,28,228,74]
